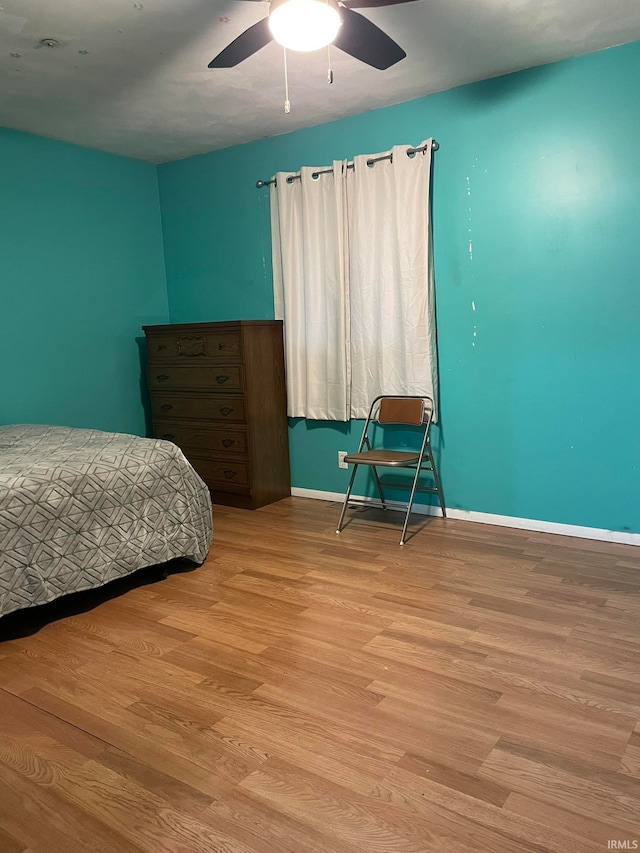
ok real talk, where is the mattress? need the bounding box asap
[0,424,212,618]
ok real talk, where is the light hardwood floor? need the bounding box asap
[0,497,639,852]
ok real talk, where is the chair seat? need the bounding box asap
[344,449,421,466]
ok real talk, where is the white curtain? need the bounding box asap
[270,139,436,421]
[347,140,437,419]
[271,163,350,420]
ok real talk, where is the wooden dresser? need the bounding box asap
[142,320,290,509]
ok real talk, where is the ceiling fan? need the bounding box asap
[208,0,417,71]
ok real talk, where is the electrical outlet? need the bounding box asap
[338,451,348,469]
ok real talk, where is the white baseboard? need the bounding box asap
[290,486,640,547]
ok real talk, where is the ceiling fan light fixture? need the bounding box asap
[269,0,341,53]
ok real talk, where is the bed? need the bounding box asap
[0,424,213,618]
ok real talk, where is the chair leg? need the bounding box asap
[371,466,387,509]
[336,464,359,534]
[400,464,423,546]
[428,444,446,518]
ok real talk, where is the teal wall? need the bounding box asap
[158,41,638,534]
[0,128,169,435]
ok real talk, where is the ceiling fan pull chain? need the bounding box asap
[283,47,291,114]
[327,44,334,84]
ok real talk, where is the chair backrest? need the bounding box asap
[377,396,430,426]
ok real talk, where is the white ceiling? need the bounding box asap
[1,0,639,163]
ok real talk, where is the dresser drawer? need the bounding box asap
[146,331,241,363]
[153,420,248,457]
[151,394,246,423]
[189,458,249,489]
[147,365,242,392]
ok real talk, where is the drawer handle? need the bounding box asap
[223,469,237,480]
[158,344,167,351]
[161,433,175,441]
[220,407,233,417]
[222,439,235,448]
[160,404,173,412]
[216,375,230,384]
[157,374,169,383]
[217,342,225,350]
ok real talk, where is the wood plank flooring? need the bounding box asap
[0,497,639,852]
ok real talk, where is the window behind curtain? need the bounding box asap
[271,139,437,421]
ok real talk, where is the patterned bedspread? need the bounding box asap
[0,425,212,617]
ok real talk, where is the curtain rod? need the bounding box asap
[256,140,439,189]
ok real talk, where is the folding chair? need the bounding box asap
[335,395,445,545]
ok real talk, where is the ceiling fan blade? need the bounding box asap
[208,17,273,68]
[342,0,418,7]
[333,6,405,69]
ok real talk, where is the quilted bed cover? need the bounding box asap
[0,425,212,617]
